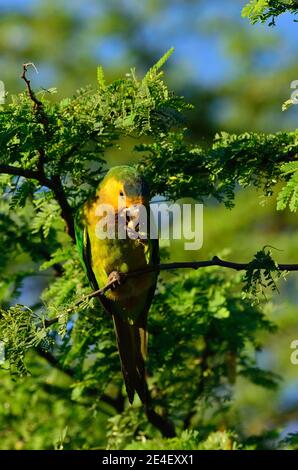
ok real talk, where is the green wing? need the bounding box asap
[74,208,122,316]
[74,208,99,291]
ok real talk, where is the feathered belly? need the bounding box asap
[91,236,154,301]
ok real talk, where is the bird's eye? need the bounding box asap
[119,190,124,197]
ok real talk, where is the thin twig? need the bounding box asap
[43,277,119,328]
[21,63,43,108]
[21,63,50,174]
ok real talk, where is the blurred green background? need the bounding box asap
[1,0,298,449]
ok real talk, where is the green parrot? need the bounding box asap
[75,166,159,404]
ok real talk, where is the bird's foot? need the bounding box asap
[108,271,123,290]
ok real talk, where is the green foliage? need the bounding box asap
[148,269,278,410]
[31,196,61,238]
[138,129,298,208]
[0,51,189,211]
[107,406,147,450]
[242,0,270,23]
[0,51,297,450]
[9,180,36,209]
[242,0,298,25]
[97,66,106,91]
[242,248,284,298]
[101,268,278,449]
[125,430,240,450]
[280,433,298,450]
[0,357,110,449]
[0,305,48,376]
[144,47,174,80]
[277,162,298,212]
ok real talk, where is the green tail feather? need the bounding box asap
[112,313,148,404]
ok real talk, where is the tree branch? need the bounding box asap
[124,256,298,276]
[44,254,298,328]
[0,164,43,181]
[48,175,75,241]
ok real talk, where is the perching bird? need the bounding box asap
[75,166,159,404]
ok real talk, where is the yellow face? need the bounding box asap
[95,176,148,209]
[83,176,149,229]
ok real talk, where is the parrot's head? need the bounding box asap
[91,165,150,237]
[97,165,150,209]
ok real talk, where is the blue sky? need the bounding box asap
[0,0,297,89]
